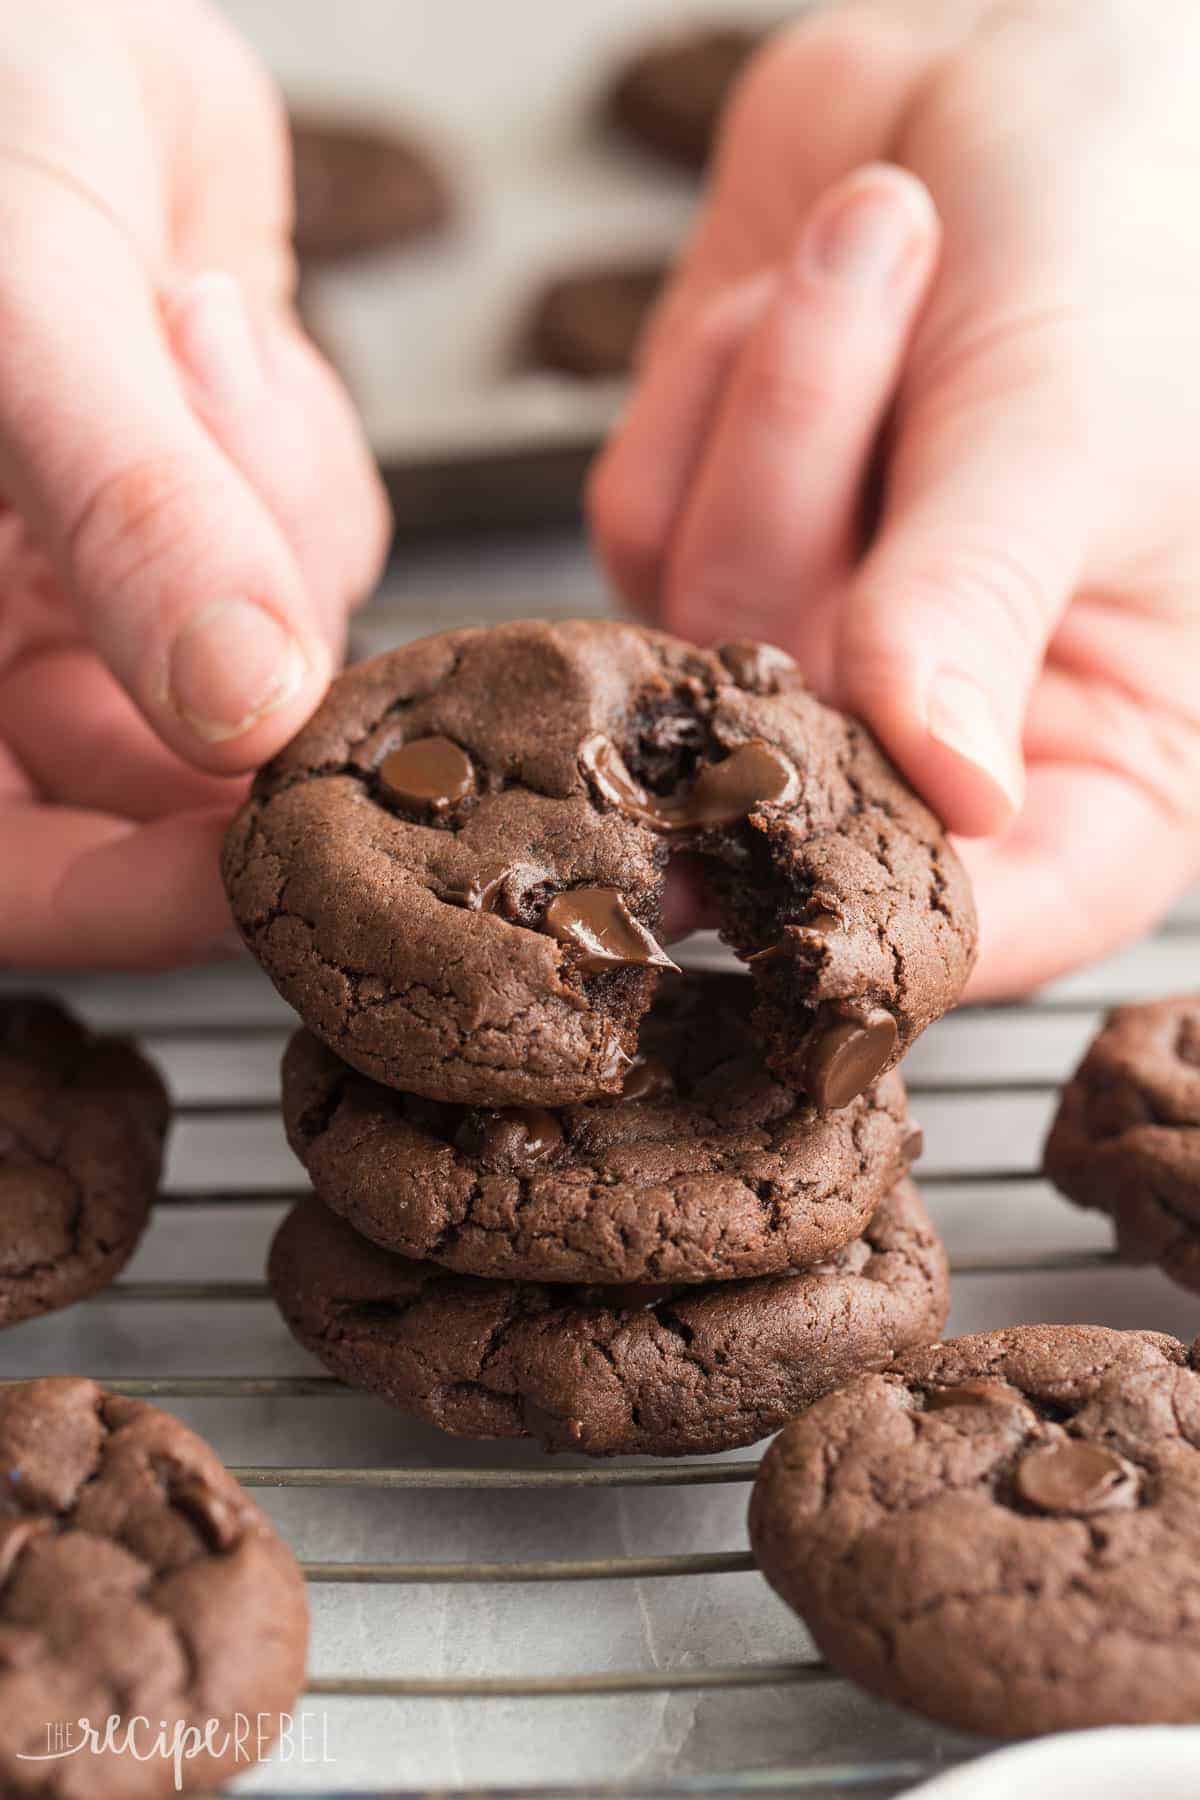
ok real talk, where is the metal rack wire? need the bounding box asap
[2,932,1197,1798]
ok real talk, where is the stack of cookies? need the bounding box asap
[223,619,977,1457]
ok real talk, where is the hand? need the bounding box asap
[591,0,1200,997]
[0,0,388,967]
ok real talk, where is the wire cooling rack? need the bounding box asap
[4,903,1200,1798]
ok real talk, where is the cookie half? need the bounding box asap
[1045,994,1200,1293]
[609,25,762,169]
[526,261,666,379]
[0,1376,308,1796]
[268,1178,947,1458]
[283,973,918,1284]
[290,113,450,263]
[0,997,168,1326]
[750,1324,1200,1737]
[224,620,977,1109]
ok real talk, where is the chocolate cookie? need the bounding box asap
[282,972,918,1284]
[1045,995,1200,1293]
[527,261,666,379]
[750,1324,1200,1737]
[223,621,976,1109]
[609,25,762,169]
[0,997,168,1326]
[268,1178,948,1458]
[290,113,450,264]
[0,1376,308,1796]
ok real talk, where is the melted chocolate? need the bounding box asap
[804,1008,898,1110]
[718,640,802,695]
[378,736,475,811]
[620,1054,675,1102]
[543,889,678,974]
[456,1106,564,1173]
[1014,1440,1138,1515]
[579,735,799,833]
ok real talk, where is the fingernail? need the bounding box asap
[167,271,265,411]
[927,670,1025,813]
[168,599,307,743]
[802,172,930,289]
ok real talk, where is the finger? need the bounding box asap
[662,165,939,663]
[959,763,1200,999]
[643,6,938,351]
[0,646,244,819]
[588,272,777,618]
[839,371,1089,836]
[0,166,331,775]
[166,273,390,645]
[0,804,235,968]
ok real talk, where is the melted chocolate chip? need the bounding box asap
[620,1055,675,1102]
[579,735,799,832]
[578,734,665,829]
[682,741,800,826]
[443,869,512,913]
[543,889,678,974]
[924,1379,1028,1413]
[718,640,802,695]
[456,1106,564,1173]
[805,1008,898,1110]
[1014,1440,1139,1515]
[377,736,474,812]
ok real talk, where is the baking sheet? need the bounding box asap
[223,0,782,523]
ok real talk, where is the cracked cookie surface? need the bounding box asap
[282,973,918,1284]
[267,1177,947,1458]
[0,1376,308,1797]
[223,620,976,1108]
[1045,995,1200,1293]
[0,998,168,1326]
[750,1323,1200,1737]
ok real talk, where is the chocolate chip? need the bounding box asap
[805,1008,898,1109]
[924,1379,1028,1413]
[717,640,802,695]
[543,888,678,974]
[377,736,474,812]
[1014,1440,1139,1515]
[578,734,663,828]
[578,734,798,832]
[620,1054,675,1102]
[682,741,800,827]
[443,869,512,913]
[456,1106,563,1174]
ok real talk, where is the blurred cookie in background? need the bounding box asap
[526,260,667,378]
[290,112,453,264]
[608,24,764,170]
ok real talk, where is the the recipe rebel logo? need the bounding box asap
[18,1711,336,1790]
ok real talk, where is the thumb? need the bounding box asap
[838,368,1088,835]
[0,169,331,774]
